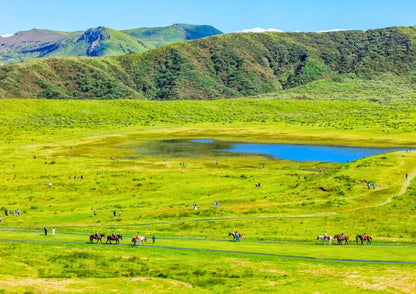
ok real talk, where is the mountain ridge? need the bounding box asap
[1,25,416,101]
[0,24,222,65]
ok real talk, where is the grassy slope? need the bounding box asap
[122,24,223,48]
[2,25,416,100]
[1,98,416,292]
[2,99,416,146]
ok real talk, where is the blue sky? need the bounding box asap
[1,0,415,36]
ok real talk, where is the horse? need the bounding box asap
[228,232,243,242]
[132,236,147,246]
[333,235,349,245]
[90,233,105,243]
[106,234,123,245]
[356,235,372,245]
[317,235,332,245]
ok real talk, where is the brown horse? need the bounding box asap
[356,235,372,245]
[106,234,123,245]
[334,235,349,245]
[90,233,105,243]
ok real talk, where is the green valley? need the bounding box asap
[0,98,415,292]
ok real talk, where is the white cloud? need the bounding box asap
[238,27,283,33]
[1,33,13,38]
[317,29,348,33]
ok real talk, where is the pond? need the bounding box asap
[134,139,409,163]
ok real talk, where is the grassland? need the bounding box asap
[1,98,416,293]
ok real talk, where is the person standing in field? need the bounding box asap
[152,235,156,244]
[94,208,97,216]
[44,227,48,236]
[52,227,55,236]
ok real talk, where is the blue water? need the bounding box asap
[140,139,410,163]
[216,143,408,163]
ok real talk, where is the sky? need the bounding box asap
[1,0,415,36]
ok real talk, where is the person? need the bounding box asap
[9,209,13,216]
[235,231,240,242]
[0,216,2,223]
[340,232,344,239]
[112,232,116,240]
[372,182,376,189]
[94,208,97,216]
[133,237,138,247]
[44,227,48,236]
[95,231,98,238]
[367,182,371,189]
[113,210,116,217]
[152,235,156,244]
[406,173,408,180]
[52,227,55,236]
[363,233,366,240]
[324,233,328,240]
[48,182,52,188]
[5,210,8,216]
[118,210,121,217]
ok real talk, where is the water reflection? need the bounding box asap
[134,139,409,163]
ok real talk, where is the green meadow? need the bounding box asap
[1,98,416,293]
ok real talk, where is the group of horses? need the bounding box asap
[89,233,123,244]
[317,234,372,245]
[89,233,148,246]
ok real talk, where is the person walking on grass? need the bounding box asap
[44,227,48,236]
[152,235,156,244]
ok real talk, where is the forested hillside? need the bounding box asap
[1,25,416,100]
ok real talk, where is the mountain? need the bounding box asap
[0,24,222,65]
[122,24,223,48]
[1,25,416,100]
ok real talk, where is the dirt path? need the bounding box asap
[376,166,416,207]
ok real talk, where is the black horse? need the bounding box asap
[106,234,123,244]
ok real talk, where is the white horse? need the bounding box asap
[132,236,147,246]
[317,235,332,245]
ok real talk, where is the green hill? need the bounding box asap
[122,24,223,48]
[1,25,416,101]
[0,24,222,65]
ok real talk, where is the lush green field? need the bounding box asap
[1,98,416,293]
